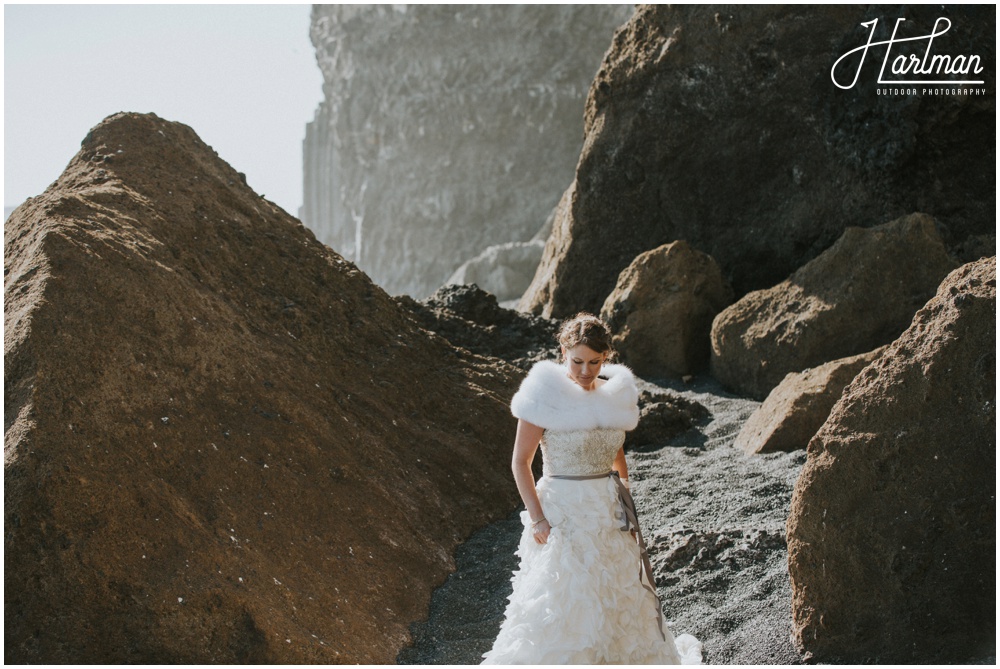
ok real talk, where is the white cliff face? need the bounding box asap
[302,5,633,298]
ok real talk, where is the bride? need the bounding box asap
[482,313,702,664]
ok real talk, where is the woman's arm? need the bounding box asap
[510,418,551,544]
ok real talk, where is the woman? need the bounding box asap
[482,313,702,664]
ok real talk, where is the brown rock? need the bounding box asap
[786,256,996,662]
[601,240,733,379]
[954,232,997,265]
[710,213,958,399]
[735,348,884,455]
[518,5,994,318]
[4,113,521,663]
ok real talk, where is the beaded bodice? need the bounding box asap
[540,427,626,477]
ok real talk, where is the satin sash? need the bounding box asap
[547,470,666,641]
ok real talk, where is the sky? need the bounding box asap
[4,3,323,217]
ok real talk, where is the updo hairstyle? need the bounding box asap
[558,312,614,360]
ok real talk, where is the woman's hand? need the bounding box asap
[511,420,549,545]
[532,518,551,545]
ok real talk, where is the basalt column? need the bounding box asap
[302,5,633,298]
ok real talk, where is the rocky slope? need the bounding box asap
[4,113,523,663]
[395,283,560,371]
[303,5,633,297]
[520,5,996,317]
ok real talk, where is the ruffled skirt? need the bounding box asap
[482,475,702,664]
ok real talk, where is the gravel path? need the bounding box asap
[398,375,806,664]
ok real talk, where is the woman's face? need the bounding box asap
[562,343,607,391]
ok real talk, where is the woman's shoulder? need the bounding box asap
[510,361,569,420]
[514,359,639,402]
[599,362,636,382]
[510,360,639,432]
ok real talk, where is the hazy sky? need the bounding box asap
[4,3,323,217]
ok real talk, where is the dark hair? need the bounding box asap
[558,312,613,359]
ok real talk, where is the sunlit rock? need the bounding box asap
[601,240,733,379]
[735,348,885,455]
[710,213,957,399]
[786,256,996,662]
[519,5,994,317]
[4,112,521,663]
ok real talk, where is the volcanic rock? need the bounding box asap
[710,213,957,399]
[601,240,733,379]
[4,113,522,664]
[396,283,560,371]
[786,256,996,662]
[519,5,995,317]
[955,232,997,265]
[734,348,885,455]
[303,5,634,297]
[626,388,710,451]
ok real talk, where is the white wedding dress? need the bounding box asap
[482,411,702,664]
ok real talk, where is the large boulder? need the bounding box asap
[734,347,884,455]
[710,213,958,399]
[786,256,996,662]
[4,113,522,664]
[601,240,732,379]
[445,240,546,304]
[303,5,634,297]
[519,5,995,317]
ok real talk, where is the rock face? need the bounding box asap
[786,256,996,662]
[601,240,732,379]
[4,113,522,664]
[519,5,995,317]
[710,213,957,399]
[735,348,884,455]
[303,5,633,297]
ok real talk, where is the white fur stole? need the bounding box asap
[510,359,640,432]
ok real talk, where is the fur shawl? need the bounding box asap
[510,360,640,432]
